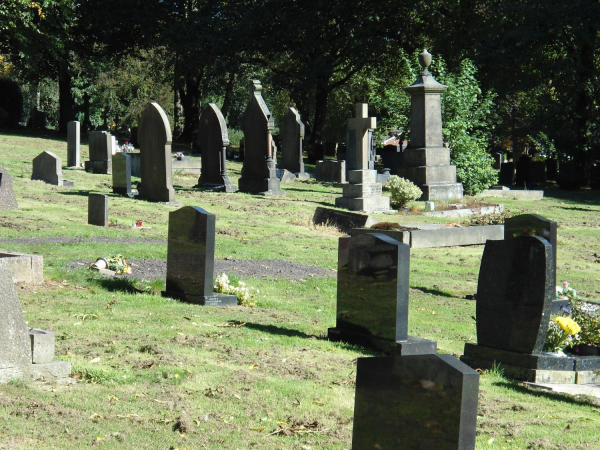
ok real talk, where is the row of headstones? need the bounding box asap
[67,121,119,171]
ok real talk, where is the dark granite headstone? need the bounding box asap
[197,103,237,192]
[163,206,237,306]
[112,152,136,197]
[328,232,436,354]
[312,207,375,234]
[477,235,554,354]
[515,157,531,187]
[238,80,284,195]
[499,162,515,186]
[546,159,558,181]
[88,194,108,227]
[86,131,112,174]
[324,141,337,157]
[67,120,80,167]
[530,161,546,186]
[504,213,557,288]
[0,169,18,209]
[32,151,72,187]
[280,107,306,176]
[137,102,176,203]
[352,354,479,450]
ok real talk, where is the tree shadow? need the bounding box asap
[412,286,457,298]
[543,188,600,206]
[495,380,600,408]
[244,322,325,340]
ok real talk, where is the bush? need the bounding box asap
[384,175,422,207]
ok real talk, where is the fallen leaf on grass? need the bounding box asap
[266,421,323,437]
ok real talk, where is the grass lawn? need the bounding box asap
[1,130,599,449]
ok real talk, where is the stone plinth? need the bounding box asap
[335,169,390,212]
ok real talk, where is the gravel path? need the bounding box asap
[69,258,335,281]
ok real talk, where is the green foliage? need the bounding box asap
[570,300,600,347]
[384,175,423,207]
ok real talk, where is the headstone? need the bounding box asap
[0,169,18,209]
[238,80,284,195]
[32,151,73,187]
[162,206,238,306]
[504,213,557,288]
[493,152,503,170]
[276,169,296,183]
[324,141,337,157]
[137,102,177,203]
[197,103,237,192]
[312,207,376,234]
[328,233,436,354]
[499,161,515,186]
[85,131,112,174]
[0,266,31,382]
[558,162,582,190]
[335,104,390,212]
[398,49,464,201]
[67,120,80,167]
[515,156,531,187]
[280,107,308,178]
[315,160,346,183]
[376,168,391,184]
[88,194,108,227]
[111,135,118,155]
[112,152,136,197]
[352,354,479,450]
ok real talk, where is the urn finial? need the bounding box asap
[419,49,432,74]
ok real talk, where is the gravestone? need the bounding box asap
[197,103,237,192]
[398,49,464,201]
[499,161,515,186]
[280,107,308,178]
[352,354,479,450]
[335,104,390,212]
[88,194,108,227]
[163,206,238,306]
[32,151,73,187]
[515,156,531,187]
[67,120,80,167]
[312,207,376,233]
[530,161,546,186]
[324,141,337,157]
[0,169,18,209]
[85,131,112,174]
[546,159,558,181]
[137,102,177,203]
[493,152,502,170]
[504,214,557,288]
[328,232,436,354]
[238,80,284,195]
[112,152,136,197]
[558,162,582,190]
[315,160,346,183]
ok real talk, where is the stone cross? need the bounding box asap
[346,103,376,171]
[280,107,306,176]
[137,102,176,203]
[197,103,237,192]
[67,120,80,167]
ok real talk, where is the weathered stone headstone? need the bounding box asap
[112,152,136,197]
[197,103,237,192]
[398,49,464,201]
[276,169,296,183]
[67,120,80,167]
[85,131,112,174]
[328,232,436,354]
[238,80,284,195]
[280,107,308,179]
[335,104,390,212]
[88,194,108,227]
[0,169,18,209]
[163,206,238,306]
[352,354,479,449]
[315,160,346,183]
[137,102,177,203]
[32,151,73,187]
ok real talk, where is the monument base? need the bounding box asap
[420,182,464,201]
[113,187,138,198]
[0,361,72,384]
[197,174,238,192]
[328,327,437,355]
[84,160,112,174]
[334,169,390,212]
[162,291,238,307]
[335,196,390,212]
[238,176,285,196]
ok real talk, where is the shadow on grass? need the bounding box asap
[92,276,164,294]
[495,380,600,408]
[412,286,457,298]
[244,322,325,340]
[543,187,600,206]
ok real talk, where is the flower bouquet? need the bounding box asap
[89,254,132,274]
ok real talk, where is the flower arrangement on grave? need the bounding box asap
[556,281,577,301]
[214,273,258,307]
[121,141,134,153]
[544,316,581,354]
[89,254,132,274]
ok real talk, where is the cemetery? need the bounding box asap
[1,2,600,448]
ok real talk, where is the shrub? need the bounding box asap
[384,175,422,208]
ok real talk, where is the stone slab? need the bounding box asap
[480,189,544,200]
[28,361,71,381]
[312,207,378,233]
[526,382,600,398]
[348,169,378,184]
[334,196,390,212]
[172,158,201,174]
[423,205,504,218]
[0,251,43,284]
[421,182,464,201]
[328,328,436,355]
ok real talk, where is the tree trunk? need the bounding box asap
[178,73,201,142]
[58,57,73,134]
[221,72,236,120]
[307,82,329,161]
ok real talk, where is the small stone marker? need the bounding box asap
[238,80,284,195]
[335,104,390,212]
[276,168,296,183]
[112,152,137,197]
[352,354,479,449]
[67,120,80,167]
[399,49,463,201]
[137,102,177,203]
[88,193,108,227]
[315,160,346,183]
[32,151,73,187]
[424,201,435,212]
[328,232,436,354]
[86,131,113,174]
[280,107,308,178]
[0,169,18,209]
[197,103,237,192]
[163,206,238,306]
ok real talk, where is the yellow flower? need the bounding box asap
[554,316,581,335]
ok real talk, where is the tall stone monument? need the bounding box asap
[197,103,237,192]
[238,80,284,195]
[334,104,390,212]
[280,107,308,179]
[137,102,177,203]
[67,120,80,167]
[85,131,112,174]
[398,49,463,201]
